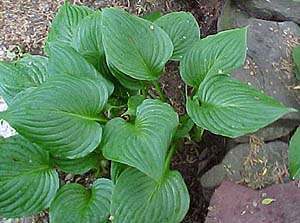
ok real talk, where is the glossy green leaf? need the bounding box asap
[52,152,99,174]
[101,8,173,81]
[111,162,128,185]
[0,55,48,105]
[102,99,178,180]
[111,168,189,223]
[180,28,247,88]
[155,12,200,61]
[50,178,113,223]
[108,63,144,90]
[293,45,300,80]
[289,127,300,179]
[142,11,162,22]
[47,2,94,45]
[47,42,114,95]
[0,135,59,218]
[187,74,296,138]
[2,74,109,158]
[71,11,111,78]
[123,95,145,117]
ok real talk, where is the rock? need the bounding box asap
[233,0,300,25]
[231,119,299,143]
[201,141,289,200]
[217,0,250,31]
[205,180,300,223]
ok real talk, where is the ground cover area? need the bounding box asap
[1,0,300,222]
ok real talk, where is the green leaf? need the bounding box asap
[111,168,189,223]
[293,45,300,80]
[288,127,300,179]
[180,28,247,88]
[102,99,178,180]
[101,8,173,81]
[261,198,276,205]
[108,63,144,90]
[71,11,111,78]
[47,42,114,95]
[110,162,128,185]
[142,11,162,22]
[52,152,99,174]
[174,116,194,140]
[187,74,296,138]
[47,2,94,46]
[50,178,113,223]
[123,95,145,116]
[3,74,109,158]
[0,135,59,218]
[0,55,48,105]
[155,12,200,61]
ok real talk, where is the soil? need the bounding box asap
[0,0,225,222]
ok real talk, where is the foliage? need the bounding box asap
[288,127,300,179]
[0,2,297,222]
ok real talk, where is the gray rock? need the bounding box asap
[233,0,300,25]
[231,119,299,143]
[201,141,289,196]
[217,0,250,31]
[205,181,300,223]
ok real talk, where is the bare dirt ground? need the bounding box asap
[0,1,225,222]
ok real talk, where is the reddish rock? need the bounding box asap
[205,181,300,223]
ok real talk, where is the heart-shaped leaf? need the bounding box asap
[47,42,114,95]
[47,2,94,46]
[102,99,178,180]
[289,126,300,179]
[155,12,200,61]
[180,28,247,88]
[2,74,109,158]
[0,135,59,218]
[0,55,48,105]
[52,152,99,175]
[187,74,296,138]
[111,168,189,223]
[50,178,113,223]
[101,8,173,81]
[72,11,111,78]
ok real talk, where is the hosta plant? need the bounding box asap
[0,3,297,223]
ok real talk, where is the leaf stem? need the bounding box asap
[96,115,109,124]
[142,84,149,98]
[163,143,177,174]
[152,80,166,101]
